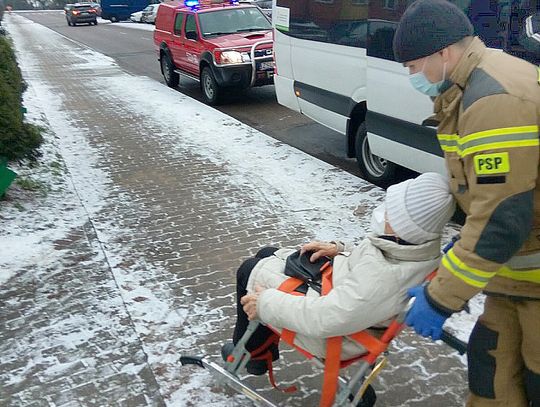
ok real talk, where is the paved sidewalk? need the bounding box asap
[0,14,469,407]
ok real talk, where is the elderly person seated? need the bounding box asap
[222,173,455,375]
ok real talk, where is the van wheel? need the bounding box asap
[110,16,118,22]
[201,66,221,105]
[161,53,179,88]
[355,122,398,188]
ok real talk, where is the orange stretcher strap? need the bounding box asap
[277,277,305,347]
[425,269,437,282]
[348,331,387,356]
[281,328,296,346]
[273,264,437,405]
[265,351,297,393]
[276,264,340,407]
[250,335,279,360]
[321,261,333,295]
[320,263,344,406]
[320,335,342,407]
[278,276,305,294]
[380,320,405,343]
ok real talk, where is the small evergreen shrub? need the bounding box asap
[0,36,42,162]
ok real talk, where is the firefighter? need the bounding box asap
[392,1,540,406]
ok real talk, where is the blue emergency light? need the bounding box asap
[184,0,199,7]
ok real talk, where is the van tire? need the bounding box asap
[110,16,118,22]
[161,53,179,88]
[201,66,221,105]
[355,122,398,188]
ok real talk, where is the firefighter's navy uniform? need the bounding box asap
[428,37,540,406]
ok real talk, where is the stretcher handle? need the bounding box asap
[403,298,468,355]
[440,331,467,355]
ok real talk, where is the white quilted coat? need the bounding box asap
[247,234,441,360]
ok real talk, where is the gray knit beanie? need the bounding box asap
[393,0,474,63]
[385,173,455,244]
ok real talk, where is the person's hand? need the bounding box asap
[405,285,449,340]
[241,286,265,321]
[300,241,339,262]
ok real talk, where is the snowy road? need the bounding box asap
[0,14,473,407]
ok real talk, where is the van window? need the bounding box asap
[174,13,184,36]
[366,0,540,64]
[275,0,368,48]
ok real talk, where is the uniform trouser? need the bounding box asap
[232,247,279,352]
[466,295,540,407]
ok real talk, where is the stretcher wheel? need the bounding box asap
[351,384,376,407]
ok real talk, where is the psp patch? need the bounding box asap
[474,152,510,175]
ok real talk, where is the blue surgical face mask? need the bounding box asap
[409,57,448,97]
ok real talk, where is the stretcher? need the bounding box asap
[181,269,468,407]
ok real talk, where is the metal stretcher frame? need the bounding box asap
[180,294,467,407]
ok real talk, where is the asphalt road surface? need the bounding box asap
[15,10,363,177]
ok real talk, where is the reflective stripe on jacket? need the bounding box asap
[427,37,540,313]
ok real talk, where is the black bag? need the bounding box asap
[284,250,329,294]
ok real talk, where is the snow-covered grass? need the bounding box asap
[0,74,109,286]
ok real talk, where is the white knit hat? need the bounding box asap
[385,172,455,244]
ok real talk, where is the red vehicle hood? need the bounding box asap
[205,30,272,50]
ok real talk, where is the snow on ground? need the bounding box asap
[109,20,156,31]
[11,10,154,31]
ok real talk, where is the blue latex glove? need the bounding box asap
[405,285,449,340]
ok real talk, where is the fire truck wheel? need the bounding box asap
[161,53,179,88]
[201,66,221,105]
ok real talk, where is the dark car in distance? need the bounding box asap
[65,3,98,26]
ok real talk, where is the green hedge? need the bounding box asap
[0,35,42,161]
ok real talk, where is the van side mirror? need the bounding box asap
[186,31,198,41]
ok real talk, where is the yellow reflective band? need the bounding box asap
[443,257,486,288]
[459,126,539,157]
[460,125,538,144]
[437,134,459,153]
[442,250,497,288]
[459,125,539,157]
[460,139,539,157]
[537,67,540,85]
[441,145,460,153]
[438,127,539,157]
[474,152,510,175]
[498,266,540,283]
